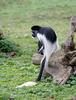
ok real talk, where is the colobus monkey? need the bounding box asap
[16,25,59,88]
[31,25,59,81]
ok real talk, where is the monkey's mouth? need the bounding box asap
[32,34,36,38]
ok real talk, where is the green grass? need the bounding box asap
[0,0,76,99]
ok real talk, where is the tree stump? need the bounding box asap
[32,17,76,85]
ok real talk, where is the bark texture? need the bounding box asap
[32,17,76,85]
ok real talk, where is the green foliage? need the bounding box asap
[0,53,6,58]
[0,37,22,55]
[0,37,15,52]
[0,0,76,100]
[67,75,76,85]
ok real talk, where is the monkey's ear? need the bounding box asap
[31,25,41,31]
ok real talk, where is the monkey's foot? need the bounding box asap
[16,81,37,88]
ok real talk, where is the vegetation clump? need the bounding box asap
[0,36,22,56]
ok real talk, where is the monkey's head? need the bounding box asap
[31,25,41,38]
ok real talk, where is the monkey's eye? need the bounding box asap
[33,32,35,34]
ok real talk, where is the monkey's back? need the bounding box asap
[39,27,57,43]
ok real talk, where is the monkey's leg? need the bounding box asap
[36,57,46,81]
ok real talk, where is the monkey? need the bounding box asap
[31,25,59,81]
[16,25,59,88]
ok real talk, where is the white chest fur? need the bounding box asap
[37,33,43,41]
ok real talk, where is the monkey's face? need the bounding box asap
[32,30,38,38]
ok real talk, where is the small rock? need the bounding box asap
[32,53,43,65]
[70,97,76,100]
[9,97,14,100]
[0,50,3,54]
[16,44,21,47]
[7,52,17,56]
[24,34,29,37]
[48,95,55,99]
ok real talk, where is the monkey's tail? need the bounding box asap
[36,57,46,81]
[16,57,46,88]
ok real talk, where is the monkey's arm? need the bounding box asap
[38,46,44,55]
[38,41,44,55]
